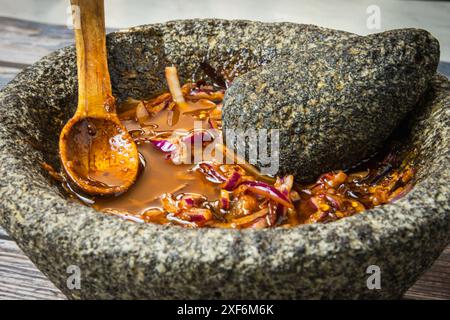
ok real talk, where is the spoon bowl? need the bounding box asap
[60,116,139,195]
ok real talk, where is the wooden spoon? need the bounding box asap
[59,0,139,195]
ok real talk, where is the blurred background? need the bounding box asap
[0,0,449,60]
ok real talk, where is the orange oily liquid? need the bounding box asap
[93,103,219,215]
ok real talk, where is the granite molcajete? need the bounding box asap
[0,20,449,299]
[223,29,439,181]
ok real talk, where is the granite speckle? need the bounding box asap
[223,28,440,181]
[0,20,448,299]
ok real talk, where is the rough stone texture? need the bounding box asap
[0,20,448,299]
[223,29,440,181]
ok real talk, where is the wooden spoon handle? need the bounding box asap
[71,0,114,118]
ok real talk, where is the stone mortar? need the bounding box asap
[0,20,448,299]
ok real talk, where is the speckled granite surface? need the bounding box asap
[0,20,448,299]
[223,29,440,181]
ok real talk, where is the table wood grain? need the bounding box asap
[0,16,449,300]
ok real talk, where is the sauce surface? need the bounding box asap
[53,67,416,228]
[93,109,219,215]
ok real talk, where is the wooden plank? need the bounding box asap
[0,65,21,88]
[0,16,114,66]
[438,61,450,78]
[0,238,66,300]
[0,16,73,65]
[404,247,450,300]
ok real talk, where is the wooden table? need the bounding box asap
[0,16,449,300]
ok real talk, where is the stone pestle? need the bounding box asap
[222,29,440,181]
